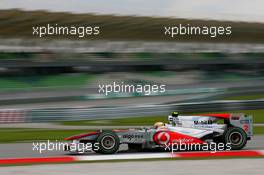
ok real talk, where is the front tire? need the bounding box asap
[96,131,120,154]
[223,127,247,150]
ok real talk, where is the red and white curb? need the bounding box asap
[0,150,264,165]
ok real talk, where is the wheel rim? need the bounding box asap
[229,132,243,146]
[101,135,116,149]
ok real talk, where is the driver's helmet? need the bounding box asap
[172,111,179,117]
[154,122,165,128]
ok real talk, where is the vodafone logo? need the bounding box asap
[157,132,170,144]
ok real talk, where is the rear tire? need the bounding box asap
[96,131,120,154]
[223,127,247,150]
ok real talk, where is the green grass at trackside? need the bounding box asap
[0,129,90,143]
[254,127,264,135]
[0,74,95,90]
[61,109,264,126]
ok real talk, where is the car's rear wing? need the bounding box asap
[229,113,253,137]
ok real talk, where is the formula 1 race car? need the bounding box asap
[64,112,253,154]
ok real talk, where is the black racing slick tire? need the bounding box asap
[223,127,247,150]
[96,131,120,154]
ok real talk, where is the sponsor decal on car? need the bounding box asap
[157,132,170,144]
[194,120,213,125]
[122,134,144,140]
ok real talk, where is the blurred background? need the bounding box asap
[0,1,264,146]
